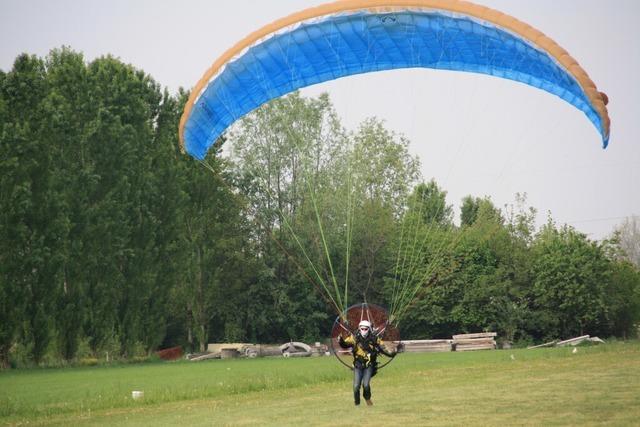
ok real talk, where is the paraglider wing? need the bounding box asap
[180,0,610,160]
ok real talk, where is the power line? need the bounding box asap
[566,215,634,225]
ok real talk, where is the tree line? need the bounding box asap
[1,48,638,368]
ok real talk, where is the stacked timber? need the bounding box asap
[452,332,497,351]
[401,339,453,353]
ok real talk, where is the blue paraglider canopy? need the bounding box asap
[180,1,610,160]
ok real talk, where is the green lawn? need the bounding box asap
[2,342,639,426]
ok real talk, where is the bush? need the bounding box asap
[79,358,99,366]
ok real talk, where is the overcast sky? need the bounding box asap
[2,0,638,239]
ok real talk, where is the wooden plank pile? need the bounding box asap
[396,332,498,353]
[452,332,497,351]
[400,339,453,353]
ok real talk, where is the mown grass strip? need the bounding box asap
[1,342,639,426]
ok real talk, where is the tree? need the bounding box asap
[345,119,421,303]
[229,94,424,333]
[408,180,453,226]
[176,141,254,351]
[229,92,349,332]
[0,122,32,368]
[615,215,640,268]
[460,195,502,227]
[531,223,610,338]
[0,53,70,364]
[41,47,92,361]
[505,193,537,246]
[606,260,640,338]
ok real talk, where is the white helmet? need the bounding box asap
[358,320,372,337]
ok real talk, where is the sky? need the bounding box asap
[2,0,638,239]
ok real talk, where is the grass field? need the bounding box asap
[1,341,639,426]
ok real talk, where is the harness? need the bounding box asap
[353,333,381,370]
